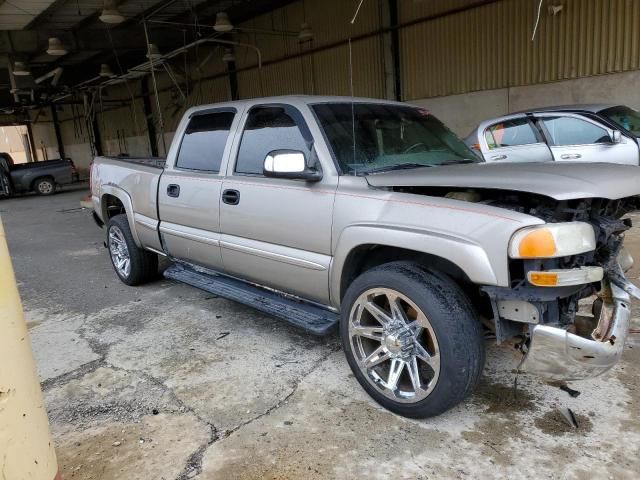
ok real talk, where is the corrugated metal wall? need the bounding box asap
[235,0,385,98]
[400,0,640,100]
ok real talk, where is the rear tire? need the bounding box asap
[106,214,158,286]
[0,172,12,198]
[340,261,485,418]
[33,176,56,195]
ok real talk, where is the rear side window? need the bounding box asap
[540,116,610,146]
[176,111,235,172]
[235,106,311,175]
[484,118,539,149]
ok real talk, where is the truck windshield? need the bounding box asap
[600,106,640,137]
[312,103,479,175]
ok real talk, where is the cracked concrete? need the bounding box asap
[2,188,640,479]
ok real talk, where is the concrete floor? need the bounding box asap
[2,187,640,480]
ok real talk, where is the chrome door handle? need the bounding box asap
[490,155,507,160]
[560,154,582,159]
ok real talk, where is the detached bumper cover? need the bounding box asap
[520,283,632,381]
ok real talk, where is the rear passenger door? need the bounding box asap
[481,116,553,163]
[158,108,238,270]
[219,103,337,304]
[536,113,638,164]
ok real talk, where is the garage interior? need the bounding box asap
[2,1,640,479]
[2,0,640,173]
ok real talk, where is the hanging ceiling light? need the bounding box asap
[146,43,162,60]
[46,37,68,56]
[12,61,31,76]
[298,23,313,42]
[222,48,236,63]
[99,63,115,77]
[99,1,125,24]
[213,12,234,33]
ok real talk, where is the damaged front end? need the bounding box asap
[483,195,640,381]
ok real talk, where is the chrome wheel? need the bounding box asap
[37,179,53,194]
[109,226,131,278]
[348,288,440,403]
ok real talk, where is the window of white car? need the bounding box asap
[484,118,539,149]
[540,116,610,146]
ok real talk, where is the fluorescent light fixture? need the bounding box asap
[213,12,233,33]
[46,37,68,56]
[222,48,235,63]
[99,2,125,24]
[12,62,31,76]
[298,23,313,42]
[99,63,115,77]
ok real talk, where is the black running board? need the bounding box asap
[164,263,338,336]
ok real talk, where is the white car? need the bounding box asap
[465,104,640,165]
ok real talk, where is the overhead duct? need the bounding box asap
[35,67,63,86]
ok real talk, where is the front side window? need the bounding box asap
[312,103,478,175]
[235,106,312,175]
[484,118,539,149]
[176,110,235,172]
[540,116,610,146]
[600,106,640,137]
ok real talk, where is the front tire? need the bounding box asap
[340,261,485,418]
[34,176,55,195]
[106,214,158,286]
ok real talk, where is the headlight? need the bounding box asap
[509,222,596,259]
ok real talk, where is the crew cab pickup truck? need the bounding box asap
[0,152,77,197]
[91,96,640,418]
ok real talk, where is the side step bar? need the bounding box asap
[163,263,339,335]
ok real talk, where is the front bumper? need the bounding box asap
[519,281,633,381]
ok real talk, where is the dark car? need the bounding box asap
[465,104,640,165]
[0,152,77,197]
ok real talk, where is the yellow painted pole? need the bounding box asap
[0,218,59,480]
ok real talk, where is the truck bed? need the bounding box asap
[98,155,166,169]
[91,155,165,251]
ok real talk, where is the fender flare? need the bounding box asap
[100,184,142,247]
[329,225,502,306]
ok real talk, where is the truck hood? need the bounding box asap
[364,162,640,201]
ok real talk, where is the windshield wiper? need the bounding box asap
[439,159,476,165]
[363,163,434,174]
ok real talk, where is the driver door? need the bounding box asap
[219,103,337,303]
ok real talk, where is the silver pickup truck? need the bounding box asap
[91,95,640,418]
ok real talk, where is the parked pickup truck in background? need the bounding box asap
[0,152,77,197]
[90,95,640,418]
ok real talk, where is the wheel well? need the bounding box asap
[340,245,474,301]
[102,194,126,220]
[31,175,53,189]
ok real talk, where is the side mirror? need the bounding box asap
[263,150,322,181]
[611,130,623,143]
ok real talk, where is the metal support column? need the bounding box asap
[50,105,65,159]
[141,78,159,157]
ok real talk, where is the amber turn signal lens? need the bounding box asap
[528,272,558,286]
[518,228,557,258]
